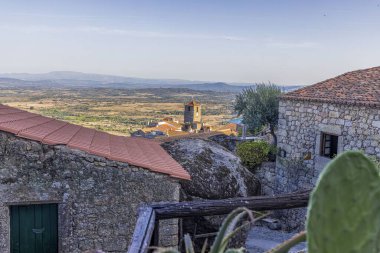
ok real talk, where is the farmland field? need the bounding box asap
[0,87,237,136]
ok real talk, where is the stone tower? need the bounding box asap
[184,100,202,124]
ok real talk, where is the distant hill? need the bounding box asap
[0,71,302,92]
[0,71,210,86]
[173,82,248,92]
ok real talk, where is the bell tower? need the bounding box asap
[184,99,201,124]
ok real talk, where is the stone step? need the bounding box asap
[246,226,306,253]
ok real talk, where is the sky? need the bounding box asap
[0,0,379,85]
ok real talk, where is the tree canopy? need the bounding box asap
[234,83,281,145]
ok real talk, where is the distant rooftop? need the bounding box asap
[282,66,380,107]
[229,118,243,125]
[186,100,201,106]
[0,104,190,180]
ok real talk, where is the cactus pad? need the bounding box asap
[307,151,380,253]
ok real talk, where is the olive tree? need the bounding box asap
[234,83,281,145]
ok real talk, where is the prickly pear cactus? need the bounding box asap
[307,151,380,253]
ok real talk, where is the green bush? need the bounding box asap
[236,141,271,169]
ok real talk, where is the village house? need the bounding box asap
[273,66,380,229]
[132,99,213,139]
[0,104,190,253]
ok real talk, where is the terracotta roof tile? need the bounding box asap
[67,127,96,152]
[89,131,110,157]
[43,124,82,145]
[0,105,190,180]
[0,115,52,134]
[0,108,23,115]
[0,111,38,123]
[18,120,68,141]
[217,123,238,132]
[282,66,380,106]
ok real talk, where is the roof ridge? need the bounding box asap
[282,66,380,106]
[0,104,190,180]
[0,108,24,114]
[0,113,39,125]
[0,112,39,123]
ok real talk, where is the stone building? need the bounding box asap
[0,104,190,252]
[184,100,202,124]
[183,100,202,132]
[273,66,380,230]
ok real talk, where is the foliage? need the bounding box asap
[234,83,281,145]
[156,151,380,253]
[367,154,380,171]
[266,231,306,253]
[236,141,271,169]
[307,151,380,252]
[1,86,236,136]
[155,206,306,253]
[268,145,278,162]
[268,151,380,252]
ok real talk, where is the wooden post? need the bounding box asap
[152,191,310,219]
[128,207,156,253]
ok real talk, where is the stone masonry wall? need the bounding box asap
[273,99,380,230]
[253,162,276,196]
[0,131,180,253]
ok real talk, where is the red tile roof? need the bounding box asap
[282,66,380,106]
[0,105,190,180]
[217,123,238,132]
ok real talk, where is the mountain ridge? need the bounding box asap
[0,71,302,92]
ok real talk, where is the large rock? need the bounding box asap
[161,139,260,199]
[161,139,261,250]
[208,134,239,152]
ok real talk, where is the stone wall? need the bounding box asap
[273,99,380,230]
[253,162,276,196]
[0,131,180,253]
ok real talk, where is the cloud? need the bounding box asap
[76,26,247,41]
[266,41,319,49]
[5,12,106,20]
[0,24,62,33]
[0,24,246,41]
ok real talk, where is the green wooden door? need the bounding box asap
[10,204,58,253]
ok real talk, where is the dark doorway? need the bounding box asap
[320,133,339,158]
[10,204,58,253]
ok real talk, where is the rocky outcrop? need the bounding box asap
[161,138,260,250]
[208,134,238,152]
[161,139,260,199]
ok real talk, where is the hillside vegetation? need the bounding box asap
[0,87,236,135]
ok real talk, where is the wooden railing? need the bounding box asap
[128,191,310,253]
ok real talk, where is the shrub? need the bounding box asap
[236,141,271,169]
